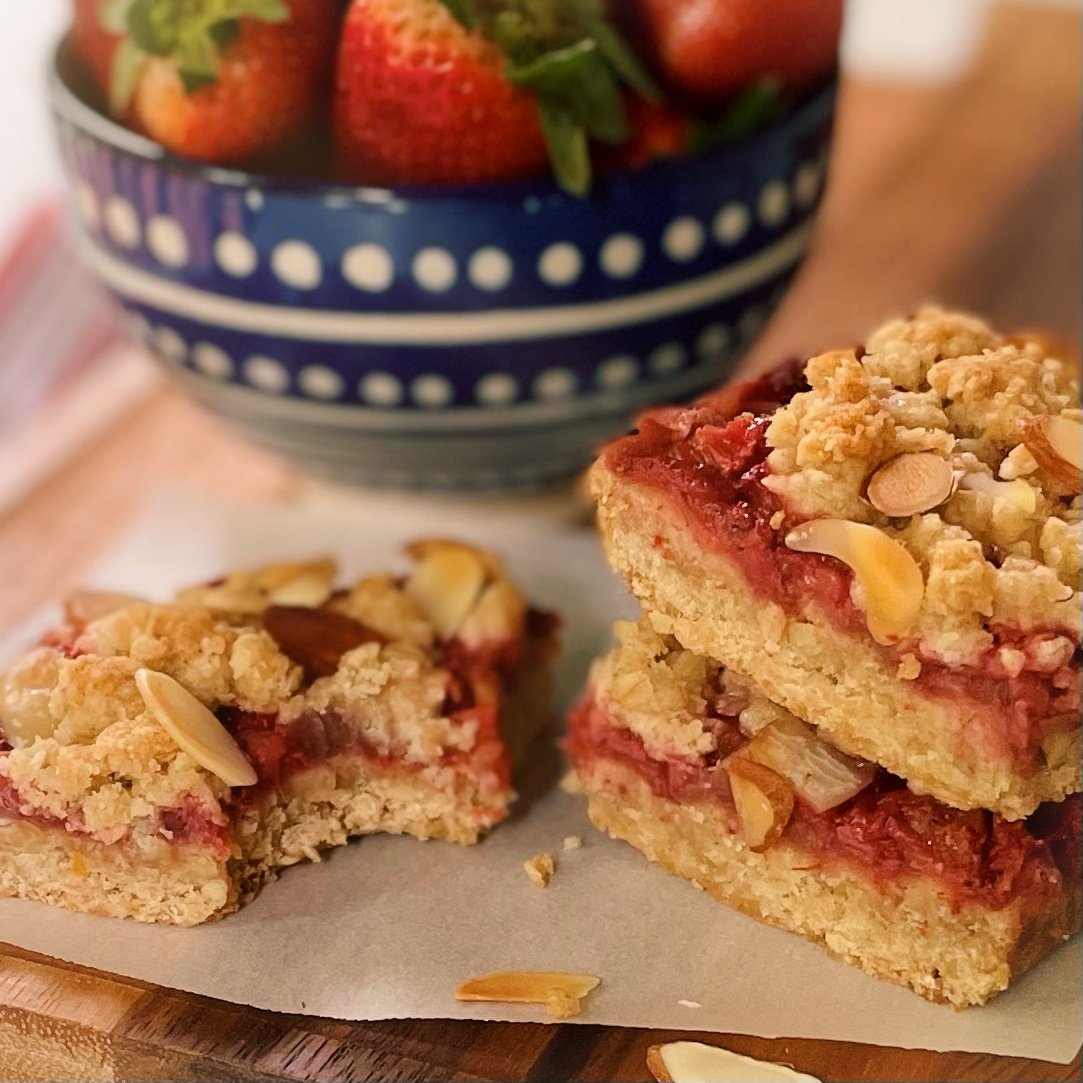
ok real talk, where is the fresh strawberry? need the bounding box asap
[70,1,124,98]
[599,97,690,172]
[635,0,843,106]
[333,0,659,194]
[98,0,340,164]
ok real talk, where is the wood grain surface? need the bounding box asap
[1,5,1080,1081]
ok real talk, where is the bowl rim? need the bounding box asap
[48,35,837,204]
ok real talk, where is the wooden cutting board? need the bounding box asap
[1,940,1079,1082]
[1,6,1080,1082]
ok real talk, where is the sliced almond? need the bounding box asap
[864,453,956,517]
[724,757,794,852]
[742,715,876,813]
[267,568,334,608]
[262,605,382,678]
[252,557,336,593]
[406,539,503,578]
[455,971,600,1014]
[405,544,488,639]
[135,668,257,787]
[648,1042,821,1083]
[0,647,61,747]
[957,472,1038,513]
[1019,415,1083,490]
[458,580,527,648]
[182,585,268,615]
[63,590,144,628]
[784,520,924,644]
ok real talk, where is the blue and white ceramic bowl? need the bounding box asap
[49,44,836,492]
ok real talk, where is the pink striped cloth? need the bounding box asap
[0,200,120,434]
[0,202,160,514]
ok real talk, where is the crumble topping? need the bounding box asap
[570,621,1081,911]
[333,574,435,647]
[591,620,794,759]
[592,621,715,759]
[762,307,1081,662]
[0,546,533,843]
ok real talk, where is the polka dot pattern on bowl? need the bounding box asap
[84,150,822,311]
[156,327,751,408]
[146,215,189,268]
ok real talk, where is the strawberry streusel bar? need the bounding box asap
[0,544,557,925]
[568,620,1081,1007]
[592,309,1081,819]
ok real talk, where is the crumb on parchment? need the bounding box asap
[562,835,583,851]
[523,852,555,887]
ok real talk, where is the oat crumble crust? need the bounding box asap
[760,307,1081,663]
[568,619,1081,1006]
[590,620,801,761]
[0,550,531,846]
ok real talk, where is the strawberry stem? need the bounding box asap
[441,0,660,196]
[107,0,290,111]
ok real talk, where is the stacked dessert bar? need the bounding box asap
[0,542,557,925]
[569,307,1081,1006]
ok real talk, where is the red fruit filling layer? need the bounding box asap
[0,616,559,848]
[603,365,1082,769]
[566,693,1081,912]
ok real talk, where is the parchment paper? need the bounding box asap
[1,485,1079,1063]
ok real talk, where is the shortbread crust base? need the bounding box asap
[0,761,512,926]
[578,759,1079,1008]
[592,465,1081,820]
[0,820,231,926]
[0,656,554,925]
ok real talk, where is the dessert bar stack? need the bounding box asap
[569,308,1082,1006]
[0,543,557,925]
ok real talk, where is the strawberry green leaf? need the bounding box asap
[562,0,659,101]
[690,79,786,151]
[108,36,147,116]
[223,0,289,23]
[122,0,289,96]
[442,0,479,27]
[126,0,180,55]
[176,32,221,93]
[208,19,241,51]
[510,41,627,145]
[539,102,590,198]
[100,0,138,35]
[440,0,655,195]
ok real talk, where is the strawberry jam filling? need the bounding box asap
[219,619,559,805]
[0,768,231,856]
[566,693,1080,912]
[0,618,557,847]
[604,365,1081,768]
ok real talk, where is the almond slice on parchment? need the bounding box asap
[456,971,600,1019]
[647,1041,820,1083]
[135,668,257,787]
[784,520,924,644]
